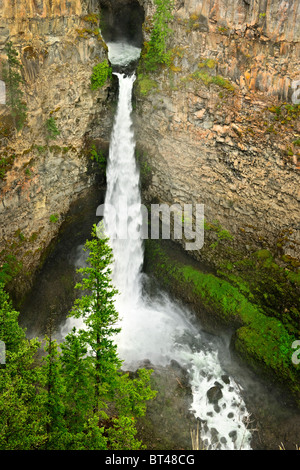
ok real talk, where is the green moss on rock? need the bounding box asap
[136,75,159,96]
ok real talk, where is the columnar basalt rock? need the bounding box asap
[0,0,113,296]
[135,0,300,272]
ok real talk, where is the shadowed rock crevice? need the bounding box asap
[99,0,145,47]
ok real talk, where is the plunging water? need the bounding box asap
[61,45,252,450]
[103,72,144,303]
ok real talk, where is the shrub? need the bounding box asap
[142,0,174,71]
[89,144,106,170]
[45,117,60,141]
[49,214,59,224]
[90,60,112,90]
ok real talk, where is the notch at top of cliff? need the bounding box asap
[99,0,145,48]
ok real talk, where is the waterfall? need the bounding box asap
[61,44,252,450]
[101,68,252,450]
[103,73,144,304]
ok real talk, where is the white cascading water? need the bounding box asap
[103,73,144,304]
[100,44,252,450]
[61,44,252,450]
[106,41,142,68]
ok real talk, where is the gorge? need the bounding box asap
[0,0,299,451]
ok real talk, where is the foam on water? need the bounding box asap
[107,41,142,67]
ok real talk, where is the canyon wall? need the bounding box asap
[0,0,299,304]
[135,0,300,271]
[134,0,300,395]
[0,0,113,297]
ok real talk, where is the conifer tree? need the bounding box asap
[41,336,66,448]
[69,224,122,415]
[0,283,47,449]
[0,229,156,450]
[143,0,174,71]
[67,225,156,447]
[0,337,48,450]
[60,329,94,433]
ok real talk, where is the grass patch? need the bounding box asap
[136,75,159,96]
[190,70,235,91]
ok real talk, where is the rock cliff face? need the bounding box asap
[132,0,300,399]
[0,0,113,296]
[135,0,300,271]
[0,0,299,303]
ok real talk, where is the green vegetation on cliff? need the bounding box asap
[136,0,174,96]
[0,153,16,180]
[90,60,112,90]
[180,59,236,92]
[0,253,22,286]
[89,144,106,171]
[216,248,300,337]
[45,116,60,141]
[141,0,174,72]
[136,74,159,96]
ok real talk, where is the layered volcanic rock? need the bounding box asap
[0,0,113,296]
[135,0,300,268]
